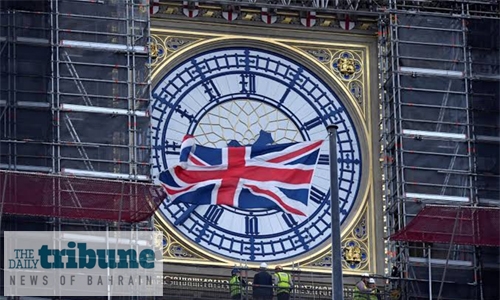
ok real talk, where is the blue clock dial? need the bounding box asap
[151,47,363,262]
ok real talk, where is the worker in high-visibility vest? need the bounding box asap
[368,278,382,300]
[353,273,374,300]
[273,265,293,300]
[229,268,246,299]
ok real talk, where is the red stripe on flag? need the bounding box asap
[161,183,193,196]
[267,140,323,163]
[183,135,194,142]
[189,155,206,166]
[173,164,313,185]
[217,147,245,205]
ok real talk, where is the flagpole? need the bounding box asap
[327,125,344,300]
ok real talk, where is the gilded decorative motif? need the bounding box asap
[168,243,196,258]
[150,42,160,58]
[165,36,193,52]
[339,57,356,76]
[353,215,368,241]
[349,80,363,104]
[342,214,369,270]
[306,212,370,272]
[332,51,362,81]
[342,215,370,270]
[155,224,208,261]
[299,47,366,110]
[310,252,333,267]
[342,239,369,270]
[150,35,201,73]
[304,48,333,64]
[343,245,362,264]
[150,35,166,66]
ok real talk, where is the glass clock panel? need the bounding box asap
[151,48,362,262]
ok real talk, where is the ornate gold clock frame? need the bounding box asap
[150,17,382,276]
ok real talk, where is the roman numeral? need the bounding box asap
[318,154,329,165]
[245,216,259,235]
[303,116,323,130]
[154,140,181,155]
[281,213,298,228]
[310,186,326,204]
[243,237,260,261]
[201,79,221,101]
[174,205,197,226]
[158,95,195,123]
[278,67,303,105]
[203,206,224,225]
[240,74,256,94]
[174,107,195,122]
[324,106,344,121]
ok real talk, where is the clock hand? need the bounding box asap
[174,204,198,226]
[175,204,224,226]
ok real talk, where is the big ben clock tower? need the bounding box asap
[150,7,382,277]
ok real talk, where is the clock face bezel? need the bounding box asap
[151,38,371,265]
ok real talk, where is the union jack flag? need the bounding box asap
[160,135,324,216]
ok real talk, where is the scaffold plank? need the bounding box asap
[60,40,148,54]
[60,233,150,246]
[0,164,52,172]
[405,193,469,203]
[402,129,467,140]
[408,257,473,267]
[62,168,149,181]
[399,66,464,78]
[60,103,148,117]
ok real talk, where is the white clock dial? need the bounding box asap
[151,48,362,262]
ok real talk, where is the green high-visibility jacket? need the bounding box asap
[353,285,374,300]
[276,272,291,294]
[229,275,242,297]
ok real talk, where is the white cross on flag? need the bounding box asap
[223,9,239,21]
[301,11,316,27]
[150,0,160,15]
[182,1,199,18]
[261,7,277,24]
[339,14,355,30]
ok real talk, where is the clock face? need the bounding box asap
[151,47,363,263]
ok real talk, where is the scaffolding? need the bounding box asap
[0,1,160,297]
[379,1,500,300]
[0,0,157,231]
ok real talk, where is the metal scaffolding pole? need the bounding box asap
[437,208,462,300]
